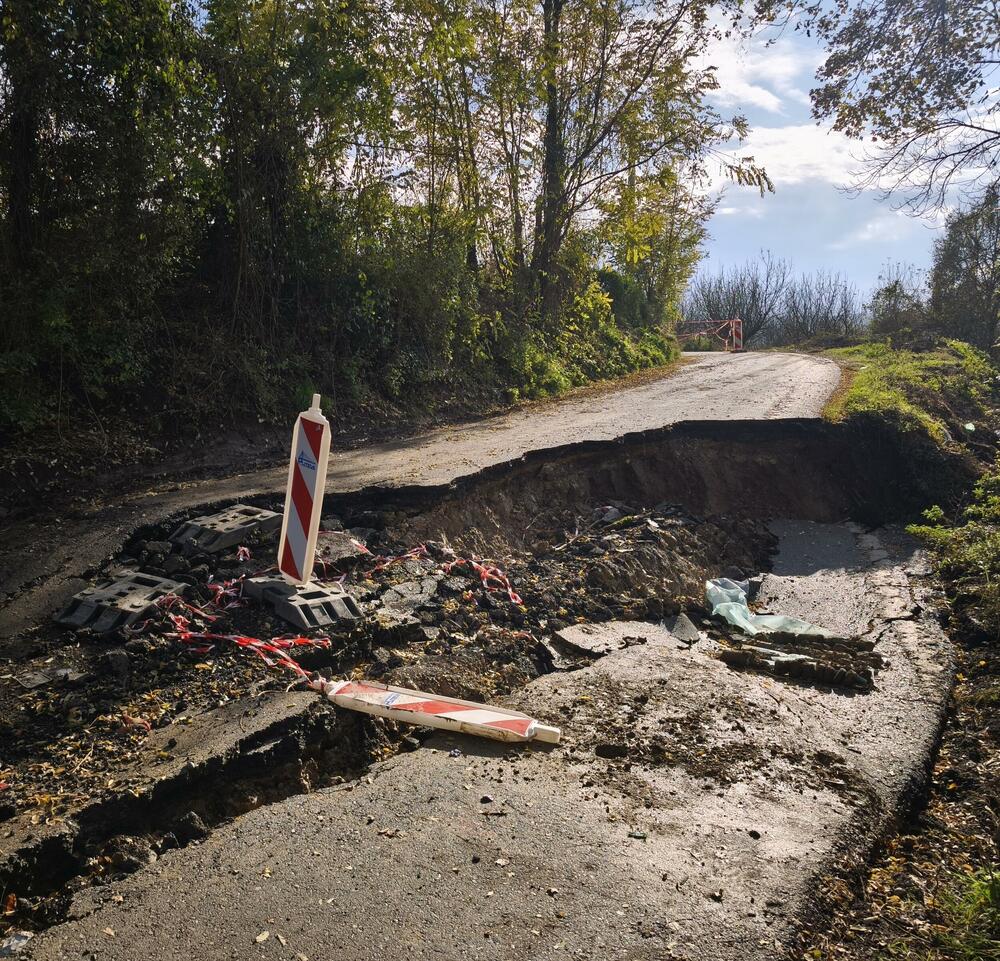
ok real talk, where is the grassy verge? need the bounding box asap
[793,339,1000,961]
[822,341,997,444]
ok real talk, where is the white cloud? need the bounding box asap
[828,209,938,250]
[716,123,861,189]
[702,29,824,116]
[716,202,765,218]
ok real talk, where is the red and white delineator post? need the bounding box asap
[730,318,743,352]
[274,395,562,746]
[277,394,331,585]
[312,679,562,744]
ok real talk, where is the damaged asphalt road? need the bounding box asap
[0,352,961,960]
[19,522,953,961]
[0,352,839,641]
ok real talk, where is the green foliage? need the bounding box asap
[910,462,1000,638]
[930,190,1000,350]
[0,0,720,439]
[934,867,1000,960]
[881,866,1000,960]
[804,0,999,211]
[824,340,998,442]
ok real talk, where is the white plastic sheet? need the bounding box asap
[705,578,836,638]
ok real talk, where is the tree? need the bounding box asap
[683,254,864,347]
[683,252,791,345]
[805,0,1000,210]
[930,190,1000,349]
[867,264,928,340]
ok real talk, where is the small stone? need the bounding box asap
[104,649,131,682]
[161,554,191,576]
[172,811,209,844]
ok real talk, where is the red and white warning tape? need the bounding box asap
[442,557,524,605]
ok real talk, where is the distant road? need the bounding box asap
[0,351,840,636]
[326,351,841,491]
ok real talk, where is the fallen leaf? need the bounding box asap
[256,931,270,943]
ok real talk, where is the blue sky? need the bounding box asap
[698,26,944,293]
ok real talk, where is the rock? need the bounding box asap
[554,623,635,658]
[161,554,191,576]
[157,832,179,853]
[104,649,131,682]
[145,541,173,555]
[172,811,209,845]
[346,527,379,545]
[124,638,154,655]
[371,649,405,676]
[371,609,427,646]
[349,510,388,531]
[317,531,367,564]
[381,577,440,612]
[105,836,157,873]
[663,613,701,645]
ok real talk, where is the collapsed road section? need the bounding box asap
[0,415,967,960]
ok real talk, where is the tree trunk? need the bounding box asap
[532,0,564,324]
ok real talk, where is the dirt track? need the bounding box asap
[0,352,839,639]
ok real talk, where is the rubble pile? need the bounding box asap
[0,495,896,939]
[0,499,770,830]
[717,632,883,690]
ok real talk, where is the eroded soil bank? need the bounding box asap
[0,415,964,957]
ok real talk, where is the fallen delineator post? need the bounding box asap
[312,678,561,744]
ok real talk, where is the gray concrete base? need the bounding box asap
[169,505,281,554]
[55,571,187,633]
[243,576,362,629]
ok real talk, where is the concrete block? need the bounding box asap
[169,504,281,554]
[244,577,363,630]
[57,571,188,633]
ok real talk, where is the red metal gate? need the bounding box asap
[675,318,744,352]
